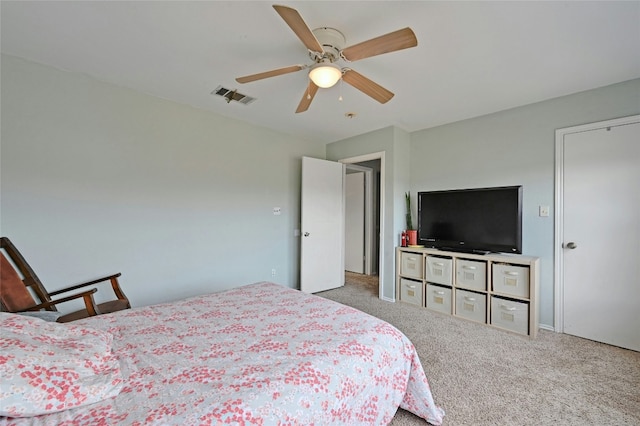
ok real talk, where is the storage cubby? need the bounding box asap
[399,278,423,306]
[396,247,539,338]
[425,283,452,314]
[425,256,453,285]
[400,251,424,279]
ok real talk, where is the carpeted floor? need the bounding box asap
[317,272,640,426]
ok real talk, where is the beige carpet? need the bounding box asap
[317,272,640,426]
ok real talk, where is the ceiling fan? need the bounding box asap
[235,4,418,113]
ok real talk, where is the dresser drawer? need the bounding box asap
[426,256,453,285]
[400,252,424,279]
[400,278,423,306]
[455,289,487,323]
[492,264,530,298]
[425,284,452,314]
[456,259,487,291]
[491,296,529,335]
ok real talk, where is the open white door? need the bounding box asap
[300,157,344,293]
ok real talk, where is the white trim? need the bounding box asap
[554,131,564,333]
[554,114,640,333]
[340,152,387,301]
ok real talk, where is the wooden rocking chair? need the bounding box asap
[0,237,130,322]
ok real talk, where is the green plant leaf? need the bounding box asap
[405,192,413,230]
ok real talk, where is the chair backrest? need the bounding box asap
[1,253,37,311]
[0,237,55,312]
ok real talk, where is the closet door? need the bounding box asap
[345,172,365,274]
[559,117,639,351]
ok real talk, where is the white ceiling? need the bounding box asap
[2,1,639,144]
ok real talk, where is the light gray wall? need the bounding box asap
[3,53,638,327]
[410,78,640,328]
[1,55,325,311]
[326,126,411,301]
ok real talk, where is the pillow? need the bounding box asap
[0,312,124,417]
[17,311,63,322]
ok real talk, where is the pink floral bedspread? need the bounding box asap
[3,282,444,425]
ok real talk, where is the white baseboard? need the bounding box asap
[539,323,556,332]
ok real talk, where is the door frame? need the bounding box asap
[340,152,386,299]
[554,114,640,332]
[345,164,374,275]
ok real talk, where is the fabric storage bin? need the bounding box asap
[491,296,529,335]
[455,289,487,323]
[425,284,452,314]
[492,263,529,298]
[400,278,423,306]
[400,252,424,279]
[426,256,453,285]
[455,259,487,291]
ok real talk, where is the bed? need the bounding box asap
[1,282,444,425]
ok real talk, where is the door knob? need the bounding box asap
[304,232,310,237]
[565,242,577,249]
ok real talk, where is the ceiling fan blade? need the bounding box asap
[342,69,394,104]
[273,5,324,53]
[341,28,417,62]
[296,81,319,113]
[236,65,306,84]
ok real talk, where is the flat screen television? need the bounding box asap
[417,186,522,254]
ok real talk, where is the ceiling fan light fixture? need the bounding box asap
[309,62,342,88]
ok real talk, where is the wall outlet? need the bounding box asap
[271,268,276,277]
[539,205,550,217]
[273,207,281,215]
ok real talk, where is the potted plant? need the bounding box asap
[405,192,418,245]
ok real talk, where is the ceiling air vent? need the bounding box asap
[212,86,256,105]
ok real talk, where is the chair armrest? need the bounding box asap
[48,273,122,296]
[26,288,100,316]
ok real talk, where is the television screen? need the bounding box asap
[417,186,522,254]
